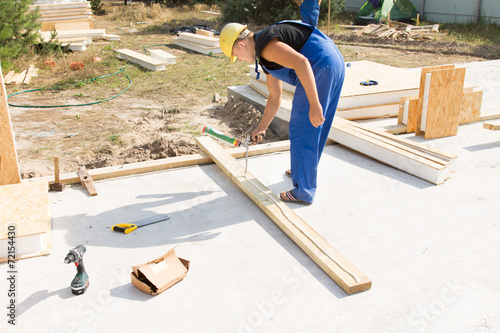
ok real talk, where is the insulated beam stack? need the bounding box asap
[228,78,458,185]
[248,61,423,120]
[116,49,177,71]
[29,1,93,26]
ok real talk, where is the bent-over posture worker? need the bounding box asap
[220,0,344,205]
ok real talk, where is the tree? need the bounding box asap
[0,0,41,70]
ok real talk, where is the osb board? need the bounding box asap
[0,180,50,239]
[0,65,21,185]
[398,95,419,133]
[415,65,456,136]
[423,67,466,139]
[459,90,483,124]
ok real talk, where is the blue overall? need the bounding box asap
[258,0,345,203]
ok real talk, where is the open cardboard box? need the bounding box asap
[131,246,190,295]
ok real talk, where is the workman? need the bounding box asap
[219,0,345,205]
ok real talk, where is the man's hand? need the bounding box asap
[309,103,325,128]
[251,128,266,143]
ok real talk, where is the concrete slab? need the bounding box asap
[1,61,500,333]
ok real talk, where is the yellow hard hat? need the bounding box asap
[220,23,247,63]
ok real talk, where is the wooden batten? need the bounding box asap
[37,140,293,187]
[196,136,371,295]
[483,120,500,131]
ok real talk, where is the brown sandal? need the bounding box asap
[279,190,312,206]
[284,169,291,178]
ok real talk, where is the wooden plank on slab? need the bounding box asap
[116,49,166,71]
[329,121,451,184]
[479,111,500,121]
[38,140,293,186]
[0,180,51,262]
[0,65,21,185]
[196,136,371,295]
[423,67,465,139]
[335,117,457,163]
[483,120,500,131]
[459,90,482,124]
[78,166,97,196]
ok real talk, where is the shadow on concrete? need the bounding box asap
[18,288,72,317]
[463,141,500,152]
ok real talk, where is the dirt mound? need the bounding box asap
[210,99,279,142]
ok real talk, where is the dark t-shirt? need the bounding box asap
[254,22,313,74]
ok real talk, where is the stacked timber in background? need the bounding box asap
[353,23,443,40]
[29,1,93,30]
[174,32,222,55]
[30,1,120,52]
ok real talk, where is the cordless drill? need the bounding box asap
[64,245,89,295]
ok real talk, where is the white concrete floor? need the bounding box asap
[1,60,500,333]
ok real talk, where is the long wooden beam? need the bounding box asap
[0,64,21,185]
[196,136,371,295]
[37,140,293,186]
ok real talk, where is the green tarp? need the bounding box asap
[355,0,418,25]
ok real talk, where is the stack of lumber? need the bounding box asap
[39,29,119,52]
[227,82,458,185]
[3,65,39,85]
[248,61,425,120]
[29,1,93,27]
[398,65,483,139]
[31,1,120,51]
[353,23,443,40]
[116,49,176,71]
[174,32,222,55]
